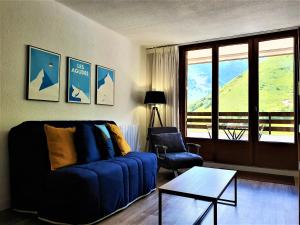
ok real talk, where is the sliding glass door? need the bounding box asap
[258,37,295,143]
[253,35,297,169]
[179,30,298,169]
[186,48,212,138]
[218,43,249,141]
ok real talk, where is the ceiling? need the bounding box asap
[57,0,300,47]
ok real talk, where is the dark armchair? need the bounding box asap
[149,127,203,176]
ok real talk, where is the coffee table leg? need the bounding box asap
[159,191,162,225]
[234,174,237,206]
[213,200,217,225]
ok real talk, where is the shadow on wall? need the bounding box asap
[0,129,10,209]
[130,84,146,105]
[130,83,149,150]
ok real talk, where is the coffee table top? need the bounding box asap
[159,166,237,199]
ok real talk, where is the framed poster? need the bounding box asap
[27,46,61,101]
[96,65,115,106]
[67,57,91,104]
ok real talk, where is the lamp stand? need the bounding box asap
[146,106,164,148]
[148,106,163,128]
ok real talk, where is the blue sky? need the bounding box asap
[30,47,59,84]
[97,66,115,89]
[188,59,248,102]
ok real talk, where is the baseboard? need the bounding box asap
[13,208,38,214]
[203,161,298,177]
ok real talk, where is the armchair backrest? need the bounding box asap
[148,127,178,135]
[148,127,186,153]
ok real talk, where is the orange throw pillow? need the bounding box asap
[107,123,131,156]
[44,124,77,170]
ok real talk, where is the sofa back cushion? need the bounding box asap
[44,124,77,170]
[107,123,131,156]
[95,124,115,159]
[75,123,101,163]
[150,132,186,153]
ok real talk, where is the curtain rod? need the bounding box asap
[146,44,177,50]
[146,26,299,50]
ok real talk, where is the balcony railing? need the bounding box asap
[187,112,294,133]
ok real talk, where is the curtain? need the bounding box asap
[146,46,179,127]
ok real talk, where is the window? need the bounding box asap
[179,30,298,169]
[181,33,297,143]
[258,37,295,143]
[218,44,249,140]
[186,48,212,138]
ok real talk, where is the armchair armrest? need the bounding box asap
[154,144,168,160]
[186,143,201,154]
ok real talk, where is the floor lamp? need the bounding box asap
[144,91,166,143]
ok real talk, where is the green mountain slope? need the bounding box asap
[189,55,294,112]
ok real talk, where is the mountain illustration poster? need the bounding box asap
[28,46,61,101]
[67,57,91,104]
[96,65,115,105]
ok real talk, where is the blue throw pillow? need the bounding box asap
[94,124,115,159]
[75,123,101,163]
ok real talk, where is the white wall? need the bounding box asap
[0,0,147,210]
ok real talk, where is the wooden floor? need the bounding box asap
[0,168,298,225]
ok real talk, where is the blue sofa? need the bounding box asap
[8,121,157,224]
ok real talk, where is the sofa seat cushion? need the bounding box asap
[39,161,126,224]
[77,161,126,215]
[160,152,203,169]
[109,157,143,202]
[125,152,157,194]
[38,152,157,224]
[39,166,102,224]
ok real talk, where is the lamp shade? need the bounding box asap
[144,91,166,104]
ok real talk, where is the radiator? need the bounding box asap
[119,124,140,151]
